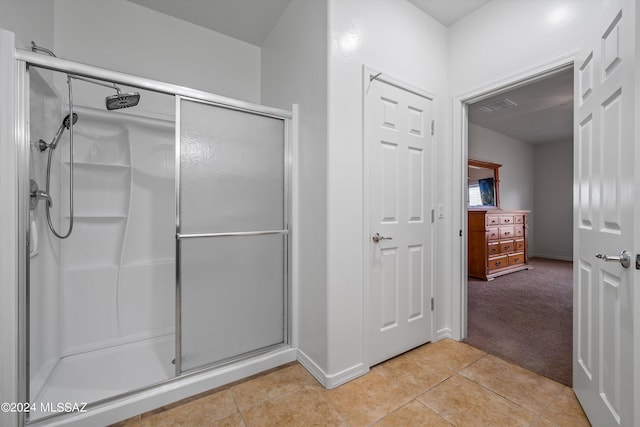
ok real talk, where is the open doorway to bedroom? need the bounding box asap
[464,67,574,386]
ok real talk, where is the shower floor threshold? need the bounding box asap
[30,334,174,422]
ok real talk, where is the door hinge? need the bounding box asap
[636,254,640,270]
[431,209,435,223]
[459,229,463,237]
[431,120,435,135]
[431,297,434,311]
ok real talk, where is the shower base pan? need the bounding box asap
[30,335,174,422]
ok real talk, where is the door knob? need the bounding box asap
[595,250,631,269]
[372,233,392,243]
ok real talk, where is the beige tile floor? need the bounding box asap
[114,339,590,427]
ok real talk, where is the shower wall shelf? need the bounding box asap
[64,215,128,220]
[65,161,131,169]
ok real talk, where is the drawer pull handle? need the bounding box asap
[504,232,510,235]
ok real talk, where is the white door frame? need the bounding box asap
[451,55,576,341]
[362,65,436,368]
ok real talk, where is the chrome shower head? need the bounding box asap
[69,75,141,110]
[106,89,140,110]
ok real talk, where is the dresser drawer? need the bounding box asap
[488,255,508,271]
[487,228,500,240]
[488,242,500,256]
[500,215,514,225]
[515,239,525,251]
[514,226,525,237]
[514,215,525,224]
[500,240,515,254]
[508,252,525,266]
[486,216,500,227]
[499,226,514,239]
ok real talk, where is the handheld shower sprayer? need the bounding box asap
[39,113,79,152]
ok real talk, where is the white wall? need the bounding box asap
[448,0,601,339]
[468,124,574,261]
[327,0,448,381]
[449,0,596,95]
[468,124,535,212]
[261,0,329,376]
[0,0,54,49]
[53,0,261,104]
[533,140,573,260]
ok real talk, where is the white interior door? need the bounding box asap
[574,1,636,425]
[365,72,434,366]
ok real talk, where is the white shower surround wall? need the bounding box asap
[58,106,175,357]
[28,69,180,408]
[28,67,64,404]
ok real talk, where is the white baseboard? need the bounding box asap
[436,328,453,341]
[530,254,573,262]
[297,350,368,389]
[296,350,328,387]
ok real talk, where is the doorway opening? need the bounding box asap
[462,65,574,386]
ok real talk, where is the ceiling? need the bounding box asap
[407,0,491,26]
[468,69,574,144]
[127,0,491,47]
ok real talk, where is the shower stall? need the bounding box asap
[2,32,296,426]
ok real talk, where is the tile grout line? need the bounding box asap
[313,386,351,426]
[450,348,587,426]
[228,387,250,427]
[462,373,538,416]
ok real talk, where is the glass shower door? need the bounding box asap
[176,97,288,373]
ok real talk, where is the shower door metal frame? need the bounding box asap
[174,95,291,375]
[1,31,31,427]
[9,45,294,426]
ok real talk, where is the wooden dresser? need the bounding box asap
[468,209,530,280]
